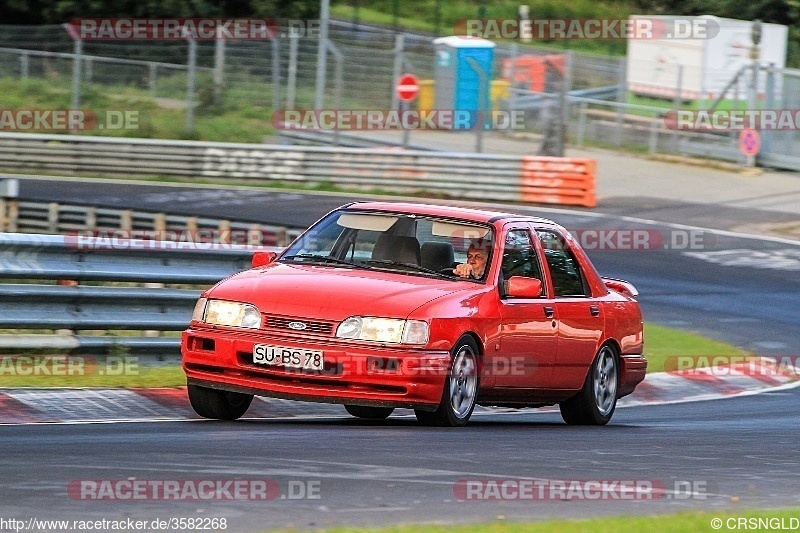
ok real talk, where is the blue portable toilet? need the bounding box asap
[433,36,495,129]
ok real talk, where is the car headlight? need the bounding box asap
[191,298,207,322]
[199,299,262,329]
[336,317,429,345]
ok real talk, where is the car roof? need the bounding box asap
[343,201,557,226]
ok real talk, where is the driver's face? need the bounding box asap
[467,249,487,276]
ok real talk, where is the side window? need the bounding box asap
[536,230,589,297]
[502,229,543,282]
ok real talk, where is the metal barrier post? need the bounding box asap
[214,31,225,106]
[272,38,281,111]
[576,101,587,148]
[391,34,405,112]
[71,38,83,111]
[186,37,197,132]
[20,52,29,78]
[287,33,299,110]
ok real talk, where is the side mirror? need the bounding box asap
[251,251,277,268]
[506,276,542,298]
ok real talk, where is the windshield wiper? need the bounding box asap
[282,254,359,268]
[363,259,455,278]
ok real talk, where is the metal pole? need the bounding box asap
[214,33,225,107]
[314,0,330,109]
[272,38,281,111]
[20,52,29,79]
[673,65,683,109]
[149,63,157,98]
[287,33,299,109]
[466,57,486,153]
[509,44,518,114]
[186,38,197,132]
[327,41,344,147]
[762,63,775,156]
[672,64,682,152]
[71,38,83,110]
[391,34,405,111]
[401,100,410,148]
[649,111,658,154]
[560,50,573,155]
[577,101,587,147]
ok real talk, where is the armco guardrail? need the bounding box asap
[0,232,276,358]
[0,198,302,246]
[0,133,597,208]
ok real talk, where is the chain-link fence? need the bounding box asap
[1,21,799,169]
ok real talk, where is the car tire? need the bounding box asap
[188,384,253,420]
[344,405,394,420]
[559,344,619,425]
[415,335,479,427]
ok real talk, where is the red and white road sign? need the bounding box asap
[396,73,419,102]
[739,129,761,156]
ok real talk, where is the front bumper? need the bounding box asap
[181,326,452,410]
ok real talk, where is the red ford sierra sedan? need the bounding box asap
[182,202,645,427]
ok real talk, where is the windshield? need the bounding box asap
[280,210,495,280]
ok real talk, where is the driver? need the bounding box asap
[454,238,490,279]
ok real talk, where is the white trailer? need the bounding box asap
[626,15,788,101]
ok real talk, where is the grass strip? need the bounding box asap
[1,323,747,387]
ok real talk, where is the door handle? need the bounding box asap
[590,305,600,317]
[544,306,554,318]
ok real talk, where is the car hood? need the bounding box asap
[205,262,476,321]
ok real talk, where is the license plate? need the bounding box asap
[253,344,324,370]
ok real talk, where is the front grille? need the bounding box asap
[262,315,335,336]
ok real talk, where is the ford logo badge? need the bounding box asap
[288,321,307,330]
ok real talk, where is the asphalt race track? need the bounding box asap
[1,390,799,529]
[2,176,799,529]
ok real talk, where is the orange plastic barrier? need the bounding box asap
[520,157,597,208]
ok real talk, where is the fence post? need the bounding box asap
[314,0,331,109]
[327,41,344,147]
[7,201,19,233]
[391,34,405,111]
[576,101,587,148]
[48,203,60,234]
[287,32,299,109]
[219,220,232,243]
[673,64,683,109]
[154,213,167,232]
[272,38,281,111]
[649,111,659,154]
[85,206,97,230]
[214,33,225,107]
[762,64,775,157]
[186,38,197,132]
[148,63,157,98]
[20,52,29,79]
[120,210,133,231]
[71,38,83,110]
